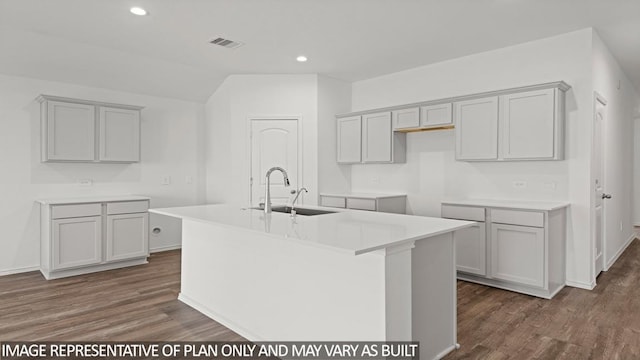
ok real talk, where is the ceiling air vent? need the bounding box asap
[209,37,244,49]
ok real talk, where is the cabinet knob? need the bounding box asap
[602,193,612,199]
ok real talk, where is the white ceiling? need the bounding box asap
[1,0,639,102]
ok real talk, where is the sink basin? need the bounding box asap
[270,206,336,216]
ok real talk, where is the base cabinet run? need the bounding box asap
[442,203,567,299]
[40,198,149,280]
[319,194,407,214]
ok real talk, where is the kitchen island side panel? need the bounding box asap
[179,218,389,341]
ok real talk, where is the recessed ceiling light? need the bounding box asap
[130,7,147,16]
[296,55,308,62]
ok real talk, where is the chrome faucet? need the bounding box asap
[264,167,290,213]
[291,187,308,211]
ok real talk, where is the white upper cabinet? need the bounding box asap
[362,111,405,163]
[420,103,452,127]
[392,107,420,130]
[337,116,362,164]
[337,81,569,164]
[337,112,405,164]
[455,84,567,162]
[37,95,143,163]
[454,96,499,161]
[500,88,561,160]
[43,101,96,161]
[362,112,393,163]
[99,106,141,162]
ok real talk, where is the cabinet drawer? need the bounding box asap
[107,201,149,215]
[52,203,102,219]
[347,198,377,211]
[441,205,485,222]
[491,209,543,227]
[320,196,346,208]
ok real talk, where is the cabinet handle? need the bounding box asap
[602,193,612,199]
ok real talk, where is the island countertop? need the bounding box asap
[150,204,473,255]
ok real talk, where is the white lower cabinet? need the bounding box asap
[39,197,150,280]
[320,194,407,214]
[490,223,544,288]
[106,213,149,262]
[52,216,102,270]
[455,223,486,276]
[442,202,567,299]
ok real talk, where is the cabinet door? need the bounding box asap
[490,223,544,288]
[99,107,141,162]
[420,103,452,127]
[337,116,362,163]
[500,89,555,160]
[45,101,96,161]
[454,97,499,160]
[392,107,419,130]
[455,223,486,276]
[52,216,102,270]
[106,213,149,262]
[362,112,392,163]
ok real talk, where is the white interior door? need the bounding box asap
[594,94,607,277]
[250,119,299,207]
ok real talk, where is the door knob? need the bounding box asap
[602,193,612,199]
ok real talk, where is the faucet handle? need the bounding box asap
[290,189,297,195]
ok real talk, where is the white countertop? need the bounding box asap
[36,195,150,205]
[442,199,570,211]
[150,204,473,255]
[320,192,407,199]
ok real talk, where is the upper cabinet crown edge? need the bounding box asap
[336,81,570,119]
[36,95,145,111]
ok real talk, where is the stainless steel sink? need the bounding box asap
[270,206,336,216]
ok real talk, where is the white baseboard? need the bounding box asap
[605,234,637,270]
[0,265,40,277]
[565,279,596,290]
[178,293,261,341]
[150,244,182,253]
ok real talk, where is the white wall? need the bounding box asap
[0,73,206,274]
[349,29,595,287]
[592,32,640,271]
[317,75,352,196]
[635,117,640,225]
[205,74,319,207]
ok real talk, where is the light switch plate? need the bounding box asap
[161,176,171,185]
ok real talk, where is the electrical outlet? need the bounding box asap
[543,181,556,190]
[78,179,93,187]
[512,181,527,189]
[372,177,380,184]
[185,176,193,184]
[161,176,171,185]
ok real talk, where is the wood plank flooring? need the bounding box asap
[446,238,640,359]
[1,240,639,359]
[0,251,244,341]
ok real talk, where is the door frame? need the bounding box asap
[247,116,303,206]
[591,91,608,281]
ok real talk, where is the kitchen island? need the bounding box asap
[150,204,473,360]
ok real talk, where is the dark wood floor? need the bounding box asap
[1,240,639,359]
[446,238,640,359]
[0,251,243,341]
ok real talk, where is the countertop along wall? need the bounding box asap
[349,29,595,288]
[0,73,206,275]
